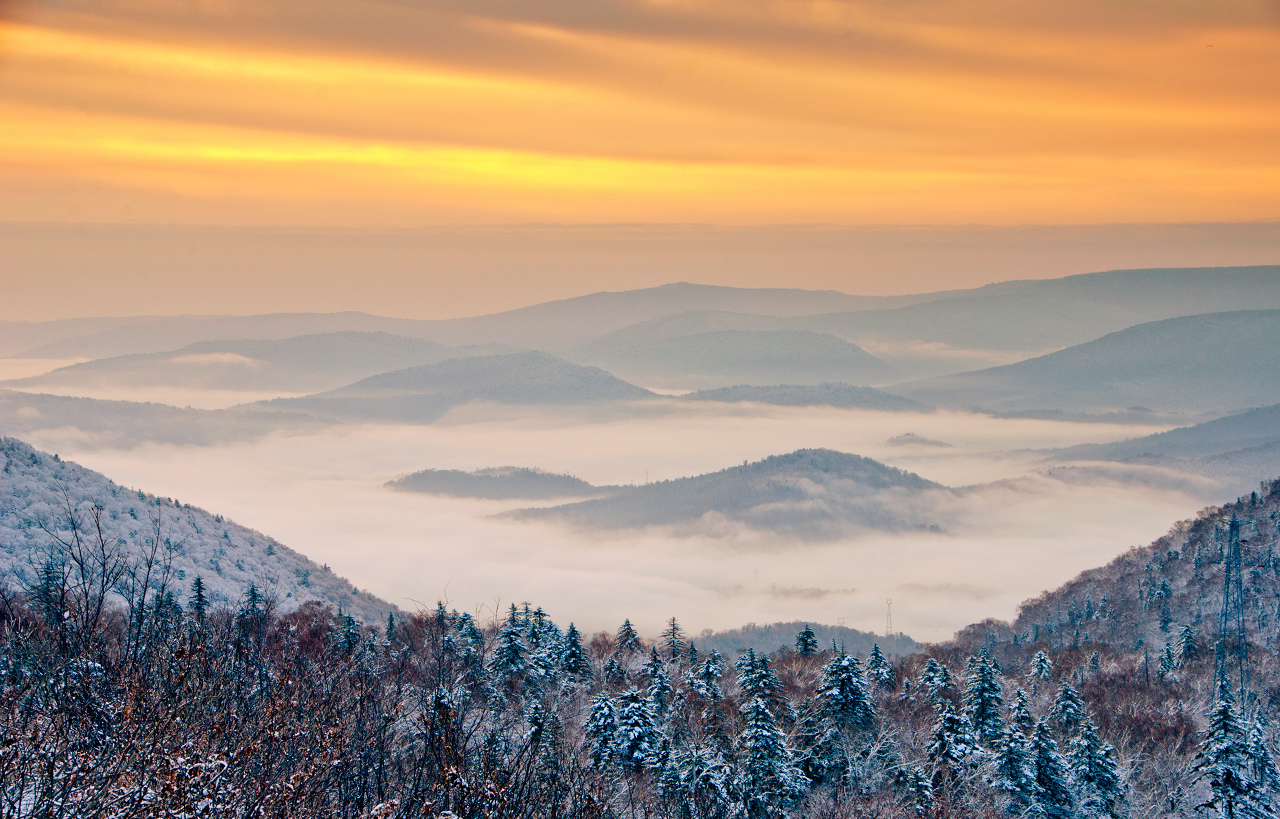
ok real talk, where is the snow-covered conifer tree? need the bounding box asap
[584,693,617,769]
[561,622,592,680]
[616,619,643,654]
[795,625,818,657]
[615,687,660,771]
[817,652,875,733]
[1031,720,1076,819]
[964,654,1005,747]
[867,643,895,691]
[737,697,807,818]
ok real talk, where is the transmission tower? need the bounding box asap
[1214,515,1250,698]
[885,599,893,638]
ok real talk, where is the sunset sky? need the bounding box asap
[2,0,1279,316]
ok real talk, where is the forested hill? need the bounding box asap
[965,478,1280,655]
[0,436,392,621]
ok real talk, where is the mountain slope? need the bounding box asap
[1061,404,1280,462]
[387,466,604,500]
[510,448,947,537]
[263,351,654,423]
[0,437,391,621]
[895,310,1280,415]
[573,330,896,390]
[681,382,923,411]
[8,332,499,394]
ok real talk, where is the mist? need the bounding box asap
[18,401,1219,642]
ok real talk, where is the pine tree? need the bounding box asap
[188,575,207,625]
[339,614,360,653]
[1030,720,1075,819]
[1193,686,1273,819]
[1248,717,1280,799]
[584,694,617,769]
[1159,642,1178,678]
[990,726,1036,809]
[737,650,787,716]
[489,626,527,684]
[795,625,818,656]
[1010,689,1036,735]
[561,623,592,680]
[921,657,956,702]
[1029,651,1053,693]
[690,651,724,701]
[964,654,1005,747]
[1178,623,1200,667]
[687,640,699,667]
[867,643,896,691]
[385,611,396,646]
[900,767,935,816]
[661,617,685,663]
[647,646,674,712]
[616,619,643,654]
[1069,717,1124,816]
[927,702,976,791]
[1052,682,1088,735]
[604,657,629,687]
[615,687,660,771]
[737,697,807,818]
[817,652,875,733]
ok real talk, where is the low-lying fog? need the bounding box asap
[23,402,1217,642]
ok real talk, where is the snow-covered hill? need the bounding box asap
[0,436,392,622]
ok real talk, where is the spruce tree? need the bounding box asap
[616,619,643,654]
[990,726,1036,809]
[928,702,977,792]
[1159,643,1178,678]
[1070,717,1124,817]
[1010,689,1036,735]
[691,652,724,701]
[615,687,660,771]
[901,767,935,816]
[1178,623,1200,667]
[647,646,674,712]
[817,652,875,733]
[964,655,1005,747]
[561,623,592,680]
[661,617,685,663]
[795,625,818,656]
[1029,651,1053,693]
[737,697,807,818]
[867,643,895,691]
[1192,686,1272,819]
[1052,682,1088,735]
[737,650,788,717]
[584,694,617,769]
[188,575,207,625]
[489,626,527,684]
[1030,720,1075,819]
[921,658,956,702]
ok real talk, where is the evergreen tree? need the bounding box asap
[385,611,396,646]
[666,744,737,819]
[188,575,207,625]
[604,657,629,687]
[927,702,976,791]
[647,646,674,712]
[795,625,818,657]
[584,693,617,769]
[867,643,895,691]
[1029,651,1053,693]
[1178,623,1201,667]
[661,617,685,663]
[687,640,699,667]
[690,651,725,701]
[737,697,807,818]
[990,726,1036,809]
[1010,689,1036,735]
[921,658,956,702]
[817,652,875,733]
[1193,686,1273,819]
[561,623,592,680]
[737,650,787,717]
[615,687,660,771]
[1052,682,1088,735]
[1247,717,1280,798]
[616,619,643,654]
[339,614,360,653]
[900,767,935,816]
[1030,720,1076,819]
[488,626,527,684]
[1070,717,1124,817]
[963,654,1005,747]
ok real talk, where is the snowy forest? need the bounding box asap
[5,480,1280,817]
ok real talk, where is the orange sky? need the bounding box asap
[3,0,1279,227]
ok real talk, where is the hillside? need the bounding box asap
[387,466,605,500]
[896,309,1280,415]
[7,332,499,394]
[1061,403,1280,462]
[0,389,319,448]
[696,620,919,659]
[682,382,923,411]
[511,448,948,537]
[573,330,897,390]
[262,351,655,423]
[788,264,1280,355]
[0,437,391,621]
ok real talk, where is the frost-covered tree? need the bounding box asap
[900,767,934,816]
[964,654,1005,747]
[1193,687,1273,819]
[921,658,956,703]
[737,650,787,717]
[488,626,527,685]
[737,697,807,818]
[188,574,207,625]
[661,617,685,663]
[665,744,737,819]
[795,625,818,657]
[647,646,674,712]
[689,651,725,702]
[615,687,660,771]
[1029,651,1053,692]
[1070,717,1124,816]
[616,619,643,654]
[1160,642,1178,678]
[817,652,875,733]
[1052,682,1088,735]
[561,622,592,680]
[928,702,976,792]
[1010,689,1036,736]
[1178,623,1201,667]
[866,643,895,691]
[584,694,617,769]
[989,726,1036,809]
[1030,720,1075,819]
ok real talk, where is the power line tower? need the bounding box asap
[885,599,893,638]
[1214,515,1249,698]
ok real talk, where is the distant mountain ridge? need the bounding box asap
[681,382,922,411]
[7,332,504,394]
[895,309,1280,415]
[510,448,948,538]
[0,437,392,622]
[261,351,654,423]
[388,466,605,500]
